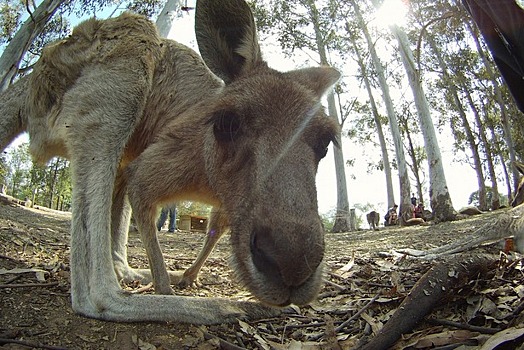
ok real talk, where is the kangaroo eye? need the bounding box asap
[314,138,331,160]
[212,110,241,143]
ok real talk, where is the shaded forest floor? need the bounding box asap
[0,199,523,349]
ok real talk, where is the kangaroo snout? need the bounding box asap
[250,224,324,287]
[240,219,325,306]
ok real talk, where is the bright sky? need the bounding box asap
[372,0,409,28]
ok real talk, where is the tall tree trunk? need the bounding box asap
[389,24,456,222]
[461,85,500,209]
[465,20,518,194]
[305,0,352,232]
[0,0,64,91]
[400,116,424,204]
[48,158,60,209]
[329,92,353,232]
[350,35,395,211]
[350,0,412,224]
[155,0,184,38]
[427,36,488,210]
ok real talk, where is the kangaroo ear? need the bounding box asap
[195,0,264,84]
[285,67,341,97]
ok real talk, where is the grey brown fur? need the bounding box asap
[366,210,379,231]
[0,0,340,324]
[511,161,524,208]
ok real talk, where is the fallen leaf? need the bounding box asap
[479,327,524,350]
[412,329,479,348]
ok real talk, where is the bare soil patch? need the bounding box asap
[0,200,523,349]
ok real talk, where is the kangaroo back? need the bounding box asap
[512,161,524,207]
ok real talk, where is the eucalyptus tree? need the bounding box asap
[408,0,515,210]
[347,32,395,209]
[441,2,514,206]
[0,0,65,90]
[28,162,49,205]
[44,157,70,209]
[460,0,524,198]
[463,18,519,194]
[252,0,353,232]
[397,104,427,205]
[0,153,7,186]
[0,0,166,91]
[5,142,32,198]
[369,0,456,222]
[455,68,502,210]
[155,0,187,37]
[424,33,489,210]
[346,0,413,223]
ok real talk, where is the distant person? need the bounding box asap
[411,193,417,206]
[384,204,398,226]
[414,203,424,219]
[157,203,177,233]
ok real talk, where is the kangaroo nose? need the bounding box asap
[250,225,323,287]
[250,226,283,285]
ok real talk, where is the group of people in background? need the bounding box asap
[411,194,425,220]
[384,193,425,226]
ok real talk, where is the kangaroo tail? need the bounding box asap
[0,75,29,152]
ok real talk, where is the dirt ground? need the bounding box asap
[0,199,523,350]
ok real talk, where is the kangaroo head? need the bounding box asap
[196,0,340,306]
[512,161,524,207]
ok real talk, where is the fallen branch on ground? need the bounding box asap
[0,281,58,288]
[354,254,498,350]
[0,338,68,350]
[203,331,247,350]
[399,206,524,258]
[427,317,501,334]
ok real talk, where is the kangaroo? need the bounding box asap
[366,210,379,231]
[0,0,340,324]
[511,161,524,207]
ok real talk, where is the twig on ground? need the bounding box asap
[309,294,380,342]
[0,281,58,288]
[0,338,68,350]
[5,274,22,284]
[129,282,153,294]
[323,279,346,291]
[0,254,17,261]
[336,294,380,333]
[273,321,326,332]
[427,317,501,334]
[203,331,247,350]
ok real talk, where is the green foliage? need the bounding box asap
[352,202,378,230]
[321,203,380,232]
[5,142,31,198]
[320,209,335,232]
[23,16,72,68]
[3,141,72,210]
[177,201,212,217]
[0,152,8,184]
[0,0,22,43]
[125,0,163,18]
[468,187,509,208]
